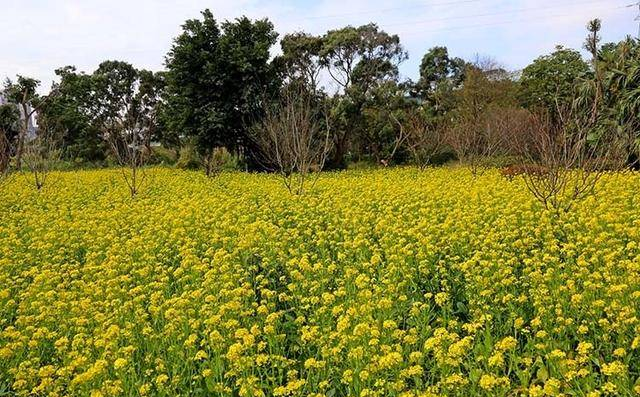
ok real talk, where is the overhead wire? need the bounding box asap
[292,0,481,20]
[282,0,629,27]
[392,4,630,36]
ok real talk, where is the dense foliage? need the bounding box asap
[162,10,280,167]
[0,104,19,169]
[519,47,591,115]
[1,13,637,172]
[1,168,639,396]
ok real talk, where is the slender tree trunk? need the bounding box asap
[15,105,30,169]
[0,133,9,174]
[131,165,137,197]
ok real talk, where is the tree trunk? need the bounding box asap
[15,108,29,169]
[329,133,348,170]
[0,133,9,174]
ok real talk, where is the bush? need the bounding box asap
[426,149,456,167]
[176,145,202,170]
[347,159,379,170]
[211,147,245,172]
[148,146,178,166]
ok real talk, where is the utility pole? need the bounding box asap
[629,1,640,39]
[637,3,640,39]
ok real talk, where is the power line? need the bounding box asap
[283,0,627,25]
[382,0,629,28]
[292,0,480,21]
[627,1,640,38]
[394,6,628,37]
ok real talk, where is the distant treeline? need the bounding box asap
[1,11,639,175]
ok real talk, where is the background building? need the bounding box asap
[0,91,38,139]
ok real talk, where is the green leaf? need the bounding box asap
[536,366,549,382]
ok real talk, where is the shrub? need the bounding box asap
[148,146,178,166]
[176,145,202,170]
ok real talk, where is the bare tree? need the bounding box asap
[509,108,628,213]
[98,85,154,198]
[390,108,447,170]
[107,120,150,198]
[22,120,63,190]
[91,63,163,198]
[253,86,332,195]
[445,107,507,176]
[492,107,539,157]
[2,77,60,169]
[445,60,519,175]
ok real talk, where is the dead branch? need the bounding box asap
[253,86,332,195]
[22,121,63,190]
[508,108,628,213]
[390,109,447,170]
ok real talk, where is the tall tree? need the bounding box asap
[162,9,223,166]
[583,19,604,123]
[580,37,640,167]
[163,10,279,172]
[419,46,465,89]
[519,46,590,117]
[417,46,466,115]
[278,32,324,92]
[219,16,280,153]
[319,23,407,167]
[321,24,406,93]
[39,66,105,162]
[584,19,602,61]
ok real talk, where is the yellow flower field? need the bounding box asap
[1,168,639,397]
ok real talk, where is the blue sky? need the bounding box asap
[1,0,637,92]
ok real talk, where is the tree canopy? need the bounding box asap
[3,10,637,174]
[519,46,590,114]
[162,9,279,166]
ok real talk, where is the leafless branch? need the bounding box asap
[22,121,62,190]
[507,108,628,213]
[445,106,509,175]
[106,113,150,198]
[253,86,333,195]
[390,109,447,169]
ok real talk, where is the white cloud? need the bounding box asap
[1,0,636,92]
